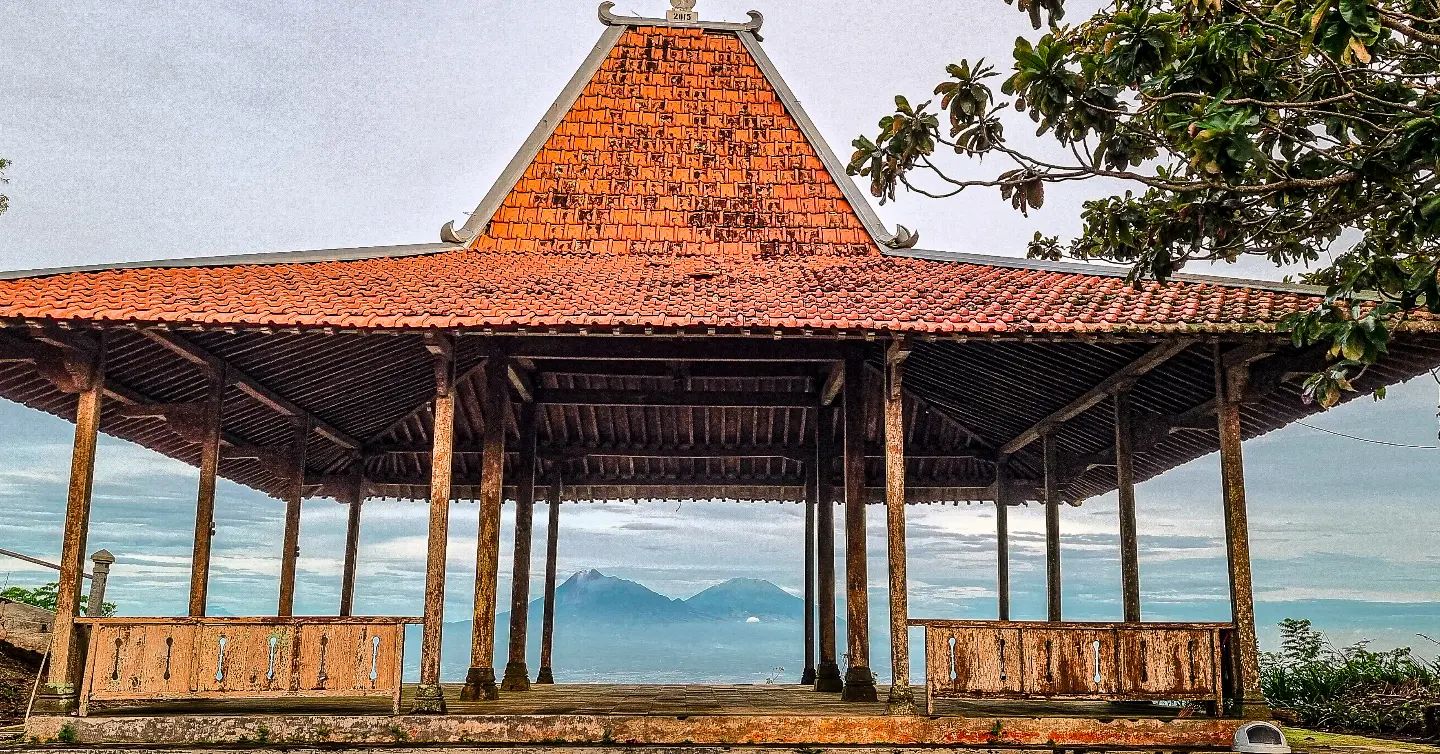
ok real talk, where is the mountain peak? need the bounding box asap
[685,578,801,621]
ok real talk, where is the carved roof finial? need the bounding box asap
[668,0,698,22]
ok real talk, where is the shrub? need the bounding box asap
[1261,618,1440,738]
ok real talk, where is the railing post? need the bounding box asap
[86,550,114,617]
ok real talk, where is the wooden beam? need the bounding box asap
[413,344,454,714]
[530,360,818,379]
[338,472,365,618]
[187,376,224,617]
[1043,433,1062,622]
[999,339,1195,457]
[534,389,814,408]
[276,417,309,617]
[1115,390,1141,623]
[365,441,988,462]
[994,464,1011,621]
[536,474,561,685]
[813,404,842,693]
[819,361,844,407]
[881,339,916,715]
[507,362,535,403]
[840,353,876,703]
[461,363,508,702]
[501,401,538,693]
[801,457,817,686]
[502,336,847,362]
[0,331,95,394]
[141,330,362,451]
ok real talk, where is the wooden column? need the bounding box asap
[276,417,309,617]
[814,404,843,692]
[187,371,224,617]
[536,475,561,684]
[1115,390,1142,623]
[338,473,365,618]
[41,349,103,707]
[994,462,1011,621]
[462,363,509,701]
[1215,346,1268,717]
[1043,432,1062,622]
[501,402,539,692]
[801,453,817,685]
[882,341,916,715]
[840,353,877,702]
[414,337,455,714]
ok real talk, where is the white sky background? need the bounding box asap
[1,1,1438,659]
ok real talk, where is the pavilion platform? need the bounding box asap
[25,683,1249,749]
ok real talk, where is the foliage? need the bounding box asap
[0,582,115,617]
[850,0,1440,405]
[1261,618,1440,737]
[0,157,8,217]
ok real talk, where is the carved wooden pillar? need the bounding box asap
[339,472,365,617]
[276,416,309,617]
[188,370,224,616]
[414,336,455,714]
[41,347,103,709]
[1042,432,1063,622]
[462,363,509,701]
[1215,346,1268,718]
[501,401,538,692]
[814,404,843,692]
[882,340,915,715]
[1115,390,1141,623]
[840,353,877,702]
[801,451,817,686]
[994,462,1011,621]
[536,475,562,685]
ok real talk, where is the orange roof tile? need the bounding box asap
[0,25,1327,334]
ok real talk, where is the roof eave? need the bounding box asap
[0,241,463,281]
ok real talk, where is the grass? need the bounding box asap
[1286,727,1440,753]
[1262,619,1440,739]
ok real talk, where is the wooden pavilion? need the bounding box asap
[5,2,1439,749]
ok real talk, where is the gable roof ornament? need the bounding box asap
[597,2,763,35]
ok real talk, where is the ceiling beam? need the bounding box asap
[534,389,815,408]
[141,330,362,451]
[530,360,818,379]
[998,339,1196,457]
[499,336,847,362]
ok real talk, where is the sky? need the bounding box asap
[1,0,1438,673]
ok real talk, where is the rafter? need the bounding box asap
[998,339,1196,457]
[140,329,361,451]
[534,389,815,408]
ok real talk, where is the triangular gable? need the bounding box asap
[453,20,897,260]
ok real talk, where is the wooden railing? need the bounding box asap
[910,620,1232,714]
[76,616,418,715]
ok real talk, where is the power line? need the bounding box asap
[1295,421,1440,449]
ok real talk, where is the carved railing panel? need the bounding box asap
[77,617,417,715]
[911,620,1230,714]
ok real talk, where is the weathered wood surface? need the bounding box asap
[76,617,416,715]
[1216,345,1266,715]
[912,620,1229,714]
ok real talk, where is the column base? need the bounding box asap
[501,661,531,692]
[1232,696,1274,720]
[800,666,817,685]
[458,666,499,701]
[886,682,918,715]
[814,661,843,693]
[841,665,878,702]
[410,684,447,714]
[536,666,555,684]
[32,686,79,716]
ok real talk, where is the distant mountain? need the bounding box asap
[547,569,705,625]
[684,578,802,622]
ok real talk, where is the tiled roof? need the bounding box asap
[0,25,1324,334]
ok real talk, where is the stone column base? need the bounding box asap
[501,661,531,692]
[411,684,447,714]
[459,666,498,701]
[1233,696,1274,720]
[841,665,878,702]
[536,666,555,684]
[814,661,843,693]
[800,666,817,685]
[32,687,79,716]
[886,682,918,715]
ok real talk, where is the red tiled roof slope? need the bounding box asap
[0,26,1321,333]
